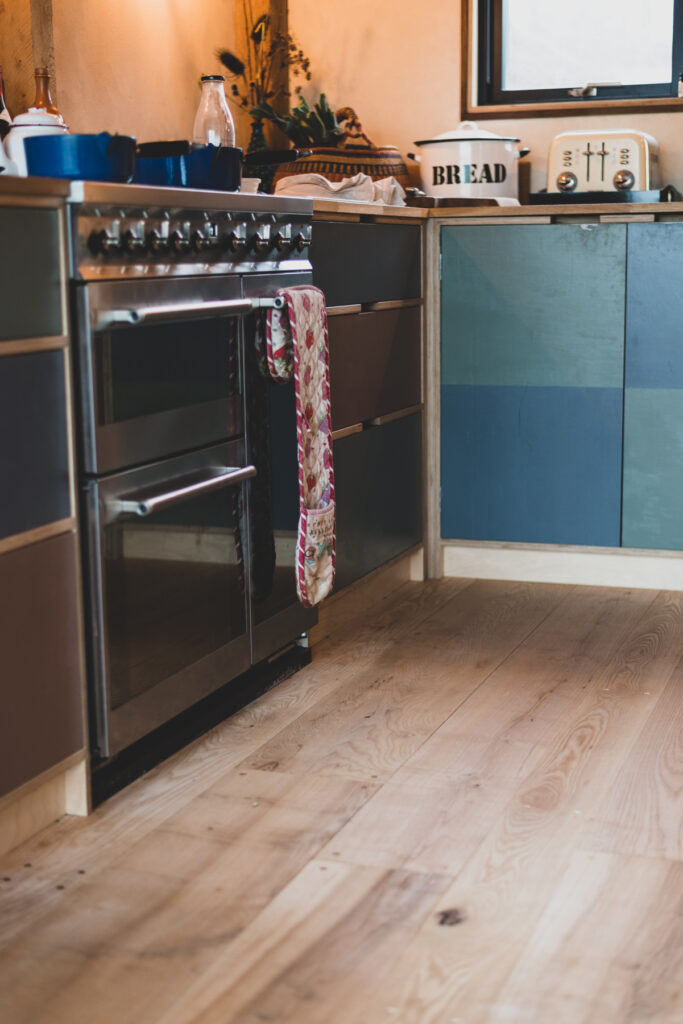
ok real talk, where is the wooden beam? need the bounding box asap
[0,0,56,116]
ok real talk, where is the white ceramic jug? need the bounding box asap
[5,108,67,175]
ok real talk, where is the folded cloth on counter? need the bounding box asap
[275,171,406,206]
[256,286,335,607]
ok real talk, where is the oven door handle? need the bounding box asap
[109,465,257,519]
[95,298,255,330]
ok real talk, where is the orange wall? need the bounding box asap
[289,0,683,194]
[51,0,252,146]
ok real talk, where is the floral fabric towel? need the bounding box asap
[258,285,335,607]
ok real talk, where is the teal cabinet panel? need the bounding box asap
[625,223,683,389]
[622,388,683,550]
[442,384,623,546]
[441,223,626,389]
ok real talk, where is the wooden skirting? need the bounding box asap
[0,752,89,858]
[443,540,683,590]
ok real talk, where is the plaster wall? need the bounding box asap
[289,0,683,195]
[50,0,252,146]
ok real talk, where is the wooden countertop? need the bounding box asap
[314,198,683,221]
[0,176,70,200]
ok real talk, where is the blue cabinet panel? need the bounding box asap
[625,223,683,389]
[623,388,683,550]
[441,384,623,546]
[441,224,626,389]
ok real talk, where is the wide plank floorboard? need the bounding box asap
[1,578,682,1024]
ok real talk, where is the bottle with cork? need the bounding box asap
[31,66,63,122]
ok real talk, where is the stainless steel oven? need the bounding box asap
[68,183,316,764]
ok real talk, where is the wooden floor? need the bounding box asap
[2,576,683,1023]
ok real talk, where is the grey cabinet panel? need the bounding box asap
[0,208,63,341]
[0,350,71,540]
[329,307,421,429]
[0,532,83,798]
[311,222,421,307]
[334,413,422,589]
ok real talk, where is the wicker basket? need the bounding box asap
[272,145,412,189]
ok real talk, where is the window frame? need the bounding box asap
[463,0,683,118]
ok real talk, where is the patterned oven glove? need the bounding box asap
[260,286,336,607]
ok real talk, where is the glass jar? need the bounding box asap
[192,75,235,148]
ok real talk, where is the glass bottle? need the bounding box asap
[0,67,11,124]
[192,75,235,148]
[32,66,62,121]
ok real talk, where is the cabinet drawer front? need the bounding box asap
[0,350,71,541]
[0,207,63,341]
[329,307,421,430]
[334,412,422,589]
[0,532,83,798]
[311,222,421,307]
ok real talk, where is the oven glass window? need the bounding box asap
[104,483,246,709]
[97,317,240,425]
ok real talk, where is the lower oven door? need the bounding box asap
[84,440,255,758]
[74,276,250,475]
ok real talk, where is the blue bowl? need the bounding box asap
[133,153,187,187]
[24,132,136,182]
[133,144,243,190]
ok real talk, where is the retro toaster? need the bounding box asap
[547,129,660,194]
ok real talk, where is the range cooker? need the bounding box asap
[66,183,315,786]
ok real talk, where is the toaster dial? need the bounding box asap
[614,169,635,191]
[557,172,578,192]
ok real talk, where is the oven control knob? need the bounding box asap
[227,227,248,254]
[614,169,635,191]
[122,229,145,255]
[146,229,169,255]
[170,230,190,253]
[556,172,578,192]
[251,230,273,254]
[191,229,211,253]
[274,228,292,252]
[293,231,311,253]
[88,229,120,256]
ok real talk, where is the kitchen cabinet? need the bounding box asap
[0,184,85,811]
[622,222,683,550]
[440,222,626,546]
[0,206,63,341]
[312,214,423,587]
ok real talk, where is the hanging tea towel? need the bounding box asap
[259,285,335,607]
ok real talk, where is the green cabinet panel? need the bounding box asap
[623,389,683,550]
[441,223,626,388]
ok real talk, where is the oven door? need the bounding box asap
[84,440,255,758]
[74,276,251,475]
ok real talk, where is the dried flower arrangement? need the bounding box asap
[216,1,312,113]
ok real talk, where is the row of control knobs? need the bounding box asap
[88,226,311,257]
